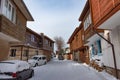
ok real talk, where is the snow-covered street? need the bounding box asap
[29,58,117,80]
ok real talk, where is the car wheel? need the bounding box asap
[17,76,22,80]
[30,70,34,78]
[34,63,38,67]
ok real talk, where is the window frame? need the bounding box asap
[10,49,16,57]
[31,34,35,42]
[23,50,29,57]
[3,0,16,23]
[83,12,92,30]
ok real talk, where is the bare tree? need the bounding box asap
[54,36,65,54]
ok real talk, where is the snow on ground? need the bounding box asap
[29,58,118,80]
[82,63,118,80]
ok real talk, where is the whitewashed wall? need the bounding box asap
[111,26,120,69]
[102,26,120,69]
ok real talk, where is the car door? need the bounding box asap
[42,57,46,64]
[38,57,42,65]
[41,57,44,64]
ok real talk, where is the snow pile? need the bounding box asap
[99,71,118,80]
[82,63,118,80]
[91,55,103,67]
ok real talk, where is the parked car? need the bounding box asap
[0,60,34,80]
[28,55,47,67]
[58,55,64,60]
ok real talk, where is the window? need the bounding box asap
[31,34,35,42]
[45,39,48,45]
[11,7,15,21]
[97,40,102,53]
[10,49,16,57]
[23,50,28,57]
[38,57,41,60]
[3,0,16,23]
[42,57,46,60]
[36,51,38,55]
[104,30,111,45]
[91,40,102,56]
[107,32,110,42]
[0,0,1,10]
[50,42,53,47]
[84,13,92,30]
[48,41,51,46]
[0,0,1,13]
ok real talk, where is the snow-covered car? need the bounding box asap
[28,55,47,67]
[0,60,34,80]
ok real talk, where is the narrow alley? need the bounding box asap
[29,58,116,80]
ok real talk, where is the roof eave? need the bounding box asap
[13,0,34,21]
[79,0,89,21]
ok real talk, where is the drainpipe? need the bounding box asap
[92,28,118,79]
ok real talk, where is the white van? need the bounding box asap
[28,55,47,67]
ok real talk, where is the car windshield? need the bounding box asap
[32,57,39,60]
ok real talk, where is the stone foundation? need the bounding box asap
[105,66,120,79]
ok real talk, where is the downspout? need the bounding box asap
[92,28,118,79]
[88,0,118,78]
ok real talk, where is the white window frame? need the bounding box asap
[31,34,35,42]
[84,13,92,30]
[2,0,16,23]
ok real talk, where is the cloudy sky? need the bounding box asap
[23,0,87,44]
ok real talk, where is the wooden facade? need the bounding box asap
[89,0,120,78]
[0,0,54,61]
[77,0,120,78]
[90,0,120,28]
[0,0,33,61]
[68,24,89,64]
[9,28,54,61]
[40,33,54,61]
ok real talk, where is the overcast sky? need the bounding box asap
[23,0,87,44]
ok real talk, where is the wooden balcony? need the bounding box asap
[0,15,26,42]
[84,26,104,43]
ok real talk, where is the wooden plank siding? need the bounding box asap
[0,15,26,42]
[68,27,84,51]
[0,0,28,42]
[25,28,40,48]
[84,25,93,41]
[68,24,90,63]
[90,0,120,28]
